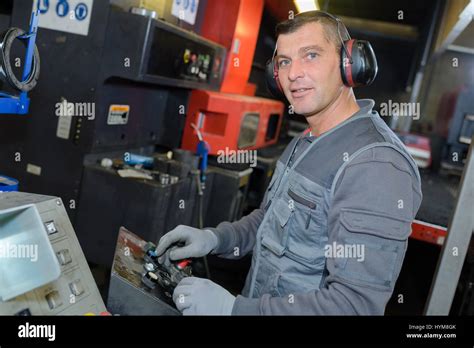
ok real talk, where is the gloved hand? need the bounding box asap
[173,277,236,315]
[155,225,218,262]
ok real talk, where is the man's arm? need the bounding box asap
[208,139,298,259]
[232,146,422,315]
[208,204,265,259]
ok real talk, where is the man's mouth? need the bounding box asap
[290,87,313,98]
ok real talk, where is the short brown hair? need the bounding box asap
[275,11,349,54]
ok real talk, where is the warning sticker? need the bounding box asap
[107,105,130,125]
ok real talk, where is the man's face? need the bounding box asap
[276,22,343,116]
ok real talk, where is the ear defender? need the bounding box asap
[265,57,285,100]
[340,39,378,87]
[265,10,378,99]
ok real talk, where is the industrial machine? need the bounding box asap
[180,0,285,221]
[0,1,278,296]
[75,150,206,267]
[0,192,106,315]
[245,143,287,210]
[204,164,253,228]
[75,150,253,268]
[107,227,181,315]
[0,1,228,272]
[432,85,474,172]
[0,0,226,223]
[395,133,432,169]
[181,90,284,155]
[0,174,19,191]
[442,85,474,171]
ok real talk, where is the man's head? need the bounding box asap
[274,11,351,117]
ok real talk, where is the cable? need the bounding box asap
[0,27,40,92]
[195,170,212,280]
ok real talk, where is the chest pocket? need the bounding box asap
[285,181,325,264]
[261,177,327,265]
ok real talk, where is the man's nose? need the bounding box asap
[288,59,305,81]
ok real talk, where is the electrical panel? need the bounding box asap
[0,192,106,315]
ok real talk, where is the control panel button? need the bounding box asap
[56,249,72,265]
[45,291,63,310]
[44,221,58,235]
[69,280,85,296]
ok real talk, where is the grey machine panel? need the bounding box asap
[0,192,106,315]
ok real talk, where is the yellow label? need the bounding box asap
[110,105,130,113]
[107,105,130,125]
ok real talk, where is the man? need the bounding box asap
[156,11,422,315]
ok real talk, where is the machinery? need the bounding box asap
[432,85,474,172]
[75,149,253,268]
[181,90,284,155]
[0,1,227,269]
[442,86,474,171]
[107,227,182,315]
[0,174,19,191]
[245,143,287,210]
[0,192,106,315]
[0,10,39,115]
[0,0,278,299]
[180,0,285,156]
[75,150,205,267]
[204,164,253,228]
[0,0,226,224]
[141,242,192,300]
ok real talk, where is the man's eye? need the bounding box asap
[278,59,290,68]
[307,52,318,60]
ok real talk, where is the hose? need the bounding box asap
[0,27,40,92]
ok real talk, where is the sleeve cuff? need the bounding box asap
[231,295,261,315]
[206,227,236,255]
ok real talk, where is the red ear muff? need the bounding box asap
[341,39,378,87]
[342,39,355,87]
[265,59,285,99]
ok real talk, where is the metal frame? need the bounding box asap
[424,134,474,315]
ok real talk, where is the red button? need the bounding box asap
[177,260,190,269]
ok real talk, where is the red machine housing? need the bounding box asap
[200,0,264,94]
[181,90,284,155]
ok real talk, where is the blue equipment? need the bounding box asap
[0,10,40,115]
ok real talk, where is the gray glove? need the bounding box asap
[155,225,218,261]
[173,277,236,315]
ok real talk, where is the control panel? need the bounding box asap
[101,10,227,91]
[107,227,181,315]
[0,192,106,315]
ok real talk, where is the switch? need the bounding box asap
[44,221,58,235]
[56,249,72,265]
[45,291,63,310]
[141,271,158,289]
[69,280,85,296]
[176,260,191,270]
